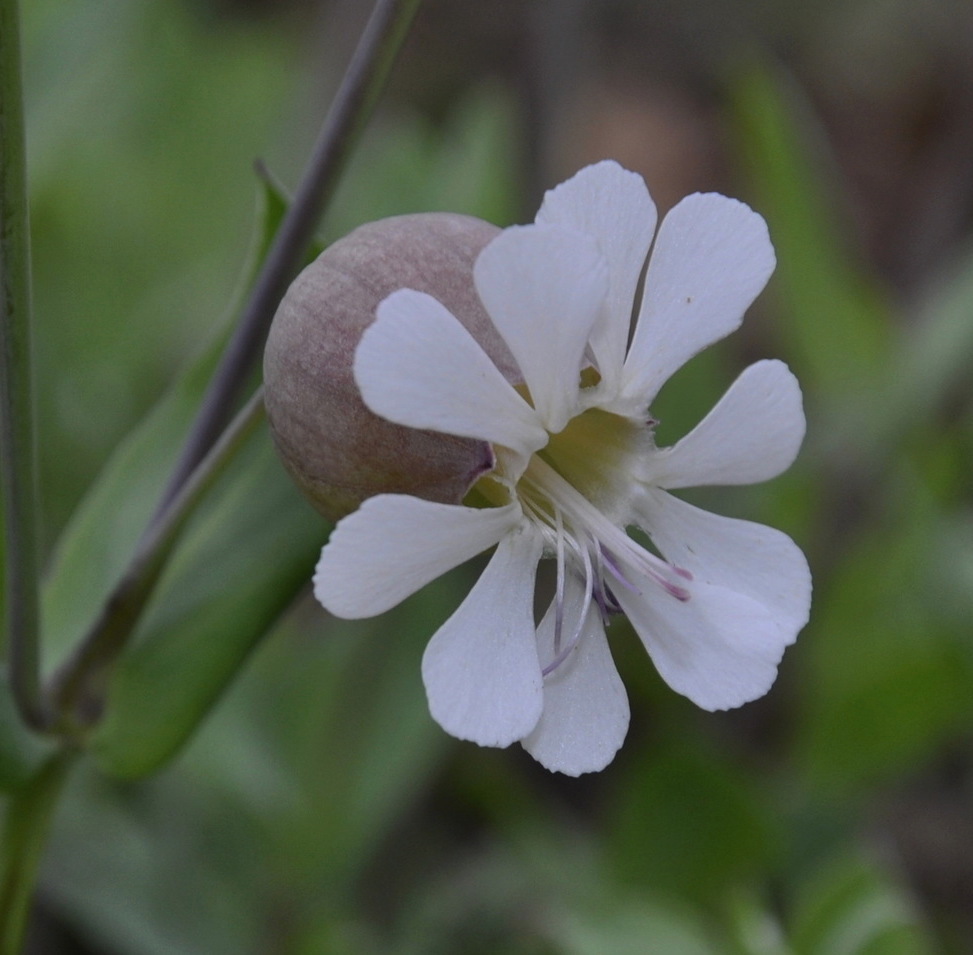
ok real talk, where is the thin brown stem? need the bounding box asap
[155,0,423,519]
[46,392,267,733]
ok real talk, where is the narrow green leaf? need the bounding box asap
[0,748,75,953]
[729,61,894,398]
[791,855,934,955]
[40,761,262,955]
[881,243,973,432]
[796,471,973,795]
[40,334,225,673]
[90,427,323,778]
[169,575,455,898]
[549,898,727,955]
[272,582,454,877]
[39,175,324,771]
[254,160,326,264]
[41,177,291,674]
[158,0,422,506]
[724,891,794,955]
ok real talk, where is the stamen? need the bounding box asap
[517,451,696,678]
[543,581,591,677]
[661,579,691,601]
[553,507,566,654]
[577,543,595,642]
[542,542,596,677]
[603,547,688,601]
[542,640,578,677]
[592,587,613,621]
[600,547,639,594]
[598,585,622,617]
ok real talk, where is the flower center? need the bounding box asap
[468,402,692,676]
[536,406,648,523]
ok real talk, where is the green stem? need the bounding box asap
[0,0,45,731]
[47,392,267,733]
[0,748,75,954]
[156,0,423,515]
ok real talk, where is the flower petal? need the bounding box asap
[422,527,544,747]
[635,487,811,637]
[646,359,805,489]
[474,224,608,433]
[622,194,776,405]
[355,289,547,456]
[535,161,657,390]
[314,495,521,618]
[615,570,789,710]
[521,575,629,775]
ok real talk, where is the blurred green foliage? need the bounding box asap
[3,0,973,952]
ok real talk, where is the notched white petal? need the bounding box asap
[356,289,547,456]
[536,161,657,388]
[635,487,812,637]
[314,495,521,618]
[615,574,790,711]
[521,576,629,775]
[624,193,776,404]
[474,224,608,433]
[422,528,545,747]
[648,359,806,488]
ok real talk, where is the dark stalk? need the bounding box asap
[154,0,423,518]
[47,392,266,732]
[1,0,46,730]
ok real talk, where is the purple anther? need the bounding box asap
[661,580,691,602]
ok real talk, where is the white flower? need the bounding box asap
[313,161,811,776]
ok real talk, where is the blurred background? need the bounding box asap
[11,0,973,950]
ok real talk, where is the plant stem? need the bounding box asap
[155,0,423,516]
[0,747,75,954]
[47,392,267,733]
[0,0,46,731]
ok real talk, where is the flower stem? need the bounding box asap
[0,747,75,954]
[0,0,46,732]
[46,392,267,734]
[155,0,424,517]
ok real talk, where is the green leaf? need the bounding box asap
[729,61,893,399]
[607,740,778,907]
[183,577,456,884]
[254,160,326,264]
[40,333,226,673]
[275,587,452,876]
[41,762,263,955]
[39,175,317,775]
[795,471,973,795]
[38,580,452,954]
[89,427,322,778]
[1,749,75,952]
[41,174,291,670]
[822,242,973,474]
[723,891,793,955]
[25,0,302,541]
[549,898,728,955]
[791,855,935,955]
[879,243,973,435]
